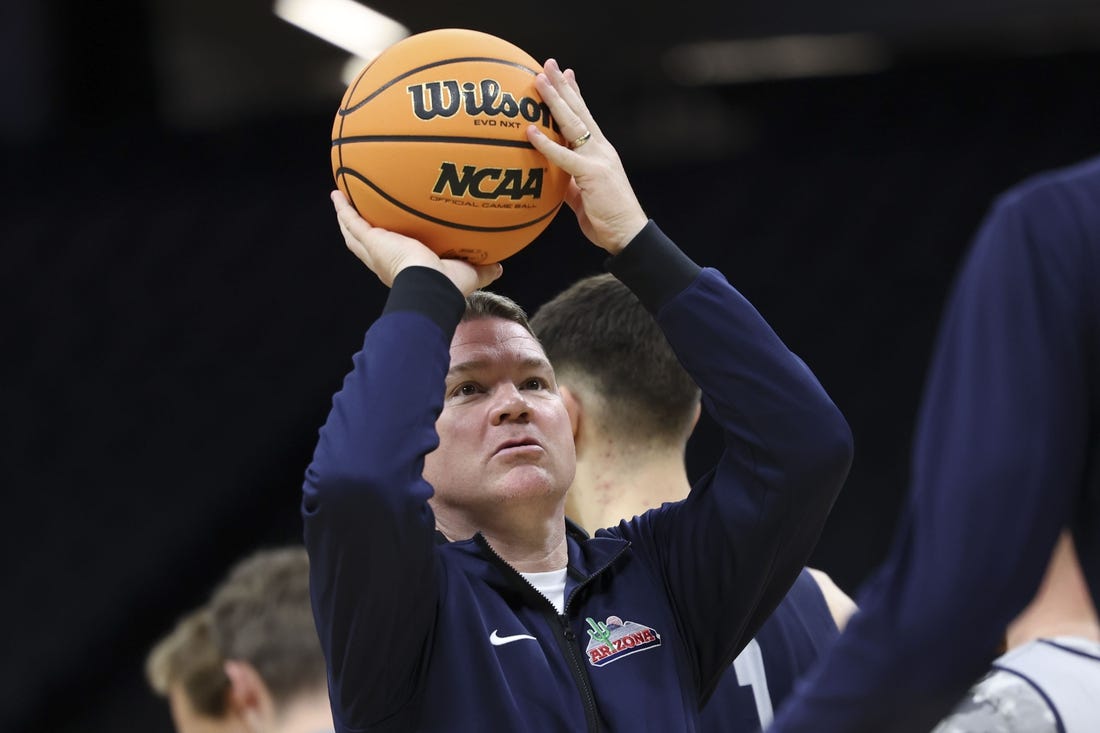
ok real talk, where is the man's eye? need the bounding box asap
[521,378,546,390]
[457,384,479,396]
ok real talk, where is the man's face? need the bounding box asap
[424,317,576,516]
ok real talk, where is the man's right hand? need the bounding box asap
[331,190,503,295]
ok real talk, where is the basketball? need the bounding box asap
[331,28,571,264]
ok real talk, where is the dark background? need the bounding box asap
[5,1,1100,730]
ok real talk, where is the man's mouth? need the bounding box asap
[494,438,541,456]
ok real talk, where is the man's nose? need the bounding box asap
[492,385,530,425]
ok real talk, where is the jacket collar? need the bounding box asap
[435,518,630,583]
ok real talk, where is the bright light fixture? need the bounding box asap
[664,33,889,85]
[274,0,407,61]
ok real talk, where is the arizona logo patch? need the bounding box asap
[584,616,662,667]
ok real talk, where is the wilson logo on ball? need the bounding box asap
[407,80,558,131]
[432,163,545,200]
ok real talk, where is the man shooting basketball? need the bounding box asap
[303,58,852,731]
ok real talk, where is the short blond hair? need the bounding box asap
[145,608,229,716]
[145,546,325,716]
[207,546,326,704]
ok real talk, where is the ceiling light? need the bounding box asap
[274,0,407,60]
[664,33,889,85]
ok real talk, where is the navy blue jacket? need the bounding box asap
[302,223,852,732]
[771,156,1100,732]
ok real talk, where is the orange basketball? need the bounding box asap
[331,28,570,264]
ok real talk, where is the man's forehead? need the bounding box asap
[451,318,542,350]
[449,318,549,366]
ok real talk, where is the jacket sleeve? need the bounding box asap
[769,163,1099,732]
[607,222,854,703]
[301,267,465,730]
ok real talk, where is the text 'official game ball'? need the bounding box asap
[331,28,571,264]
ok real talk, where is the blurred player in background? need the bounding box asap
[531,272,856,731]
[147,546,333,733]
[932,531,1100,733]
[770,155,1100,732]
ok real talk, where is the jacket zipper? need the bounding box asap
[556,545,628,733]
[474,533,629,733]
[553,611,601,732]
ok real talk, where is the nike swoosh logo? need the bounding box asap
[489,629,537,646]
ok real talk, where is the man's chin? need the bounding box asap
[495,467,566,501]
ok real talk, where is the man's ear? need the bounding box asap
[223,659,272,722]
[691,400,702,432]
[560,385,581,440]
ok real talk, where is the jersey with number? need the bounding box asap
[700,568,839,732]
[932,637,1100,733]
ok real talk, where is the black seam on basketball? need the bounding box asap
[335,167,561,233]
[339,57,538,116]
[339,58,376,212]
[332,135,538,149]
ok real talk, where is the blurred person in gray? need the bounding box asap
[932,532,1100,733]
